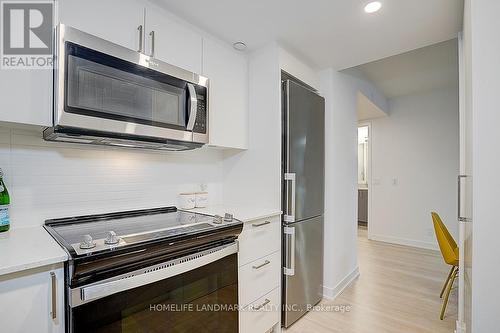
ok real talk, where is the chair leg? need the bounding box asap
[440,266,456,298]
[440,268,458,320]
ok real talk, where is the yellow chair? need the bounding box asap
[431,212,459,320]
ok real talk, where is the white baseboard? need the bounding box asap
[323,267,360,300]
[369,233,439,251]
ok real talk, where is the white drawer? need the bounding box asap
[240,288,280,333]
[238,215,280,266]
[239,251,281,307]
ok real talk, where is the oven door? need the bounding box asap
[68,243,238,333]
[55,24,209,144]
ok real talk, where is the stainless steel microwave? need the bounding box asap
[44,24,209,151]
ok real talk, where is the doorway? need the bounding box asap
[357,124,370,236]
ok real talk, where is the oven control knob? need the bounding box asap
[80,234,96,249]
[105,231,119,245]
[213,215,223,224]
[224,213,234,222]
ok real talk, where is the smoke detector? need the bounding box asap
[233,41,247,51]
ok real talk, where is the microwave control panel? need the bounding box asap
[193,97,207,134]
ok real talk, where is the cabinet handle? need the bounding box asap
[252,221,270,228]
[252,260,270,270]
[253,299,270,311]
[458,175,471,222]
[137,25,144,53]
[50,272,57,320]
[149,30,155,57]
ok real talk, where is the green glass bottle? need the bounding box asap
[0,168,10,232]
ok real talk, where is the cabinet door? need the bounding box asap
[58,0,145,51]
[202,38,248,149]
[0,0,54,126]
[0,264,65,333]
[0,70,52,126]
[144,4,202,73]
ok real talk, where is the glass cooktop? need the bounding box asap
[44,207,239,256]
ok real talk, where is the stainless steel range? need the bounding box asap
[44,207,242,333]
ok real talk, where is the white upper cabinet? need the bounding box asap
[144,4,202,74]
[0,0,55,127]
[203,38,248,149]
[58,0,145,51]
[0,68,52,127]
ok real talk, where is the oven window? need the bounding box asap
[65,42,187,131]
[72,253,238,333]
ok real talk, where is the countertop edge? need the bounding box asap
[0,226,69,278]
[0,254,68,277]
[183,205,282,223]
[239,211,282,222]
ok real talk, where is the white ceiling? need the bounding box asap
[152,0,463,70]
[354,38,459,99]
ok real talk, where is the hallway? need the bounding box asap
[285,227,457,333]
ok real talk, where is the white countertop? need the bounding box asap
[184,204,281,222]
[0,227,68,277]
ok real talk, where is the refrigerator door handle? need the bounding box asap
[284,173,296,223]
[283,226,295,276]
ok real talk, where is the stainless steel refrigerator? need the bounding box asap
[282,78,325,328]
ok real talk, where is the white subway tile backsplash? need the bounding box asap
[1,126,224,228]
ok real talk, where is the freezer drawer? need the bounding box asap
[282,215,324,328]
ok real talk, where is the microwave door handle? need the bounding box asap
[186,83,197,131]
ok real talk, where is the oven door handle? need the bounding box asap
[186,83,198,131]
[70,242,238,307]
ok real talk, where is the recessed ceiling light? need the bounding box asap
[364,1,382,13]
[233,41,247,51]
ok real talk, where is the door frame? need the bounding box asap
[457,31,469,333]
[358,122,372,238]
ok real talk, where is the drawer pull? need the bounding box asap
[252,260,270,270]
[252,221,271,227]
[253,298,271,311]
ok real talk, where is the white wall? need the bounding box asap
[278,47,320,89]
[0,126,224,228]
[221,45,281,208]
[222,43,320,209]
[342,68,389,113]
[468,1,500,331]
[319,69,385,298]
[369,88,459,249]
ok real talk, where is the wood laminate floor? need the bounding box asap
[284,227,457,333]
